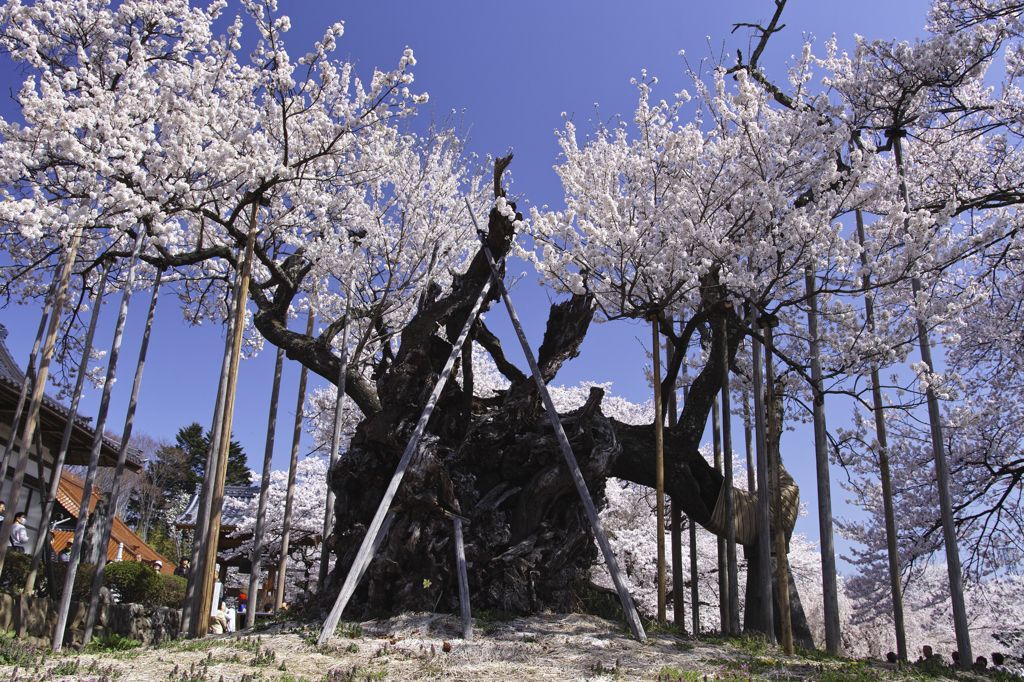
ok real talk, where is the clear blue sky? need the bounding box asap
[0,0,932,574]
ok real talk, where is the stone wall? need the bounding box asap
[0,592,181,648]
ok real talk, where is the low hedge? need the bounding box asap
[157,574,186,609]
[102,561,162,604]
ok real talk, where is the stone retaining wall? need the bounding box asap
[0,592,181,648]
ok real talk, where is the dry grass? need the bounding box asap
[0,613,1000,682]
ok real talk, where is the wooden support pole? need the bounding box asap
[743,394,755,492]
[469,216,646,643]
[182,274,239,635]
[683,374,700,636]
[0,272,62,481]
[805,269,841,654]
[247,345,284,630]
[319,287,353,591]
[26,260,112,593]
[651,314,666,625]
[763,321,793,654]
[712,397,727,633]
[856,209,907,661]
[82,269,163,645]
[719,315,739,636]
[53,226,145,651]
[316,271,495,646]
[196,196,262,638]
[450,513,472,640]
[751,329,774,642]
[892,134,972,668]
[276,310,315,611]
[668,325,684,631]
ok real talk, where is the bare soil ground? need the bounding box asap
[0,613,982,682]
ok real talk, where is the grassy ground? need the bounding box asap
[0,613,1015,682]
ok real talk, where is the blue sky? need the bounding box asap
[0,0,933,574]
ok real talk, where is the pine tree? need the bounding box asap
[174,422,251,490]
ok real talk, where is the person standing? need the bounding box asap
[174,558,189,578]
[9,512,28,553]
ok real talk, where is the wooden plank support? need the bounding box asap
[53,226,146,651]
[81,269,163,645]
[316,273,494,646]
[447,511,472,640]
[468,203,647,643]
[25,259,112,593]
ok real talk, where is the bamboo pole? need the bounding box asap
[762,319,793,654]
[317,269,495,646]
[469,219,646,643]
[856,209,908,661]
[32,424,56,600]
[668,323,685,631]
[81,269,163,645]
[805,269,841,654]
[712,397,727,632]
[719,315,739,636]
[247,345,284,629]
[275,309,315,611]
[651,314,666,625]
[892,133,972,668]
[751,329,774,642]
[182,274,239,635]
[25,260,112,593]
[318,286,352,590]
[0,272,62,481]
[195,196,262,638]
[53,226,146,651]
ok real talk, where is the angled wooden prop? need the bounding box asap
[467,201,647,643]
[316,271,494,646]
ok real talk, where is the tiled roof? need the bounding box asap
[0,324,142,472]
[53,471,172,574]
[174,486,259,529]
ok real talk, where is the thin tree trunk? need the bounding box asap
[892,134,971,668]
[764,322,793,654]
[182,274,239,635]
[195,197,261,637]
[712,397,727,633]
[652,316,666,624]
[25,260,112,594]
[856,209,907,661]
[247,345,284,629]
[751,325,774,642]
[805,269,841,654]
[275,310,314,611]
[719,316,739,636]
[82,269,163,645]
[318,287,353,590]
[53,226,145,651]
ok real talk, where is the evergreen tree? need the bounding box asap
[174,422,251,490]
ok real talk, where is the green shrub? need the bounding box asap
[45,562,98,602]
[0,551,30,593]
[102,561,162,604]
[157,573,187,608]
